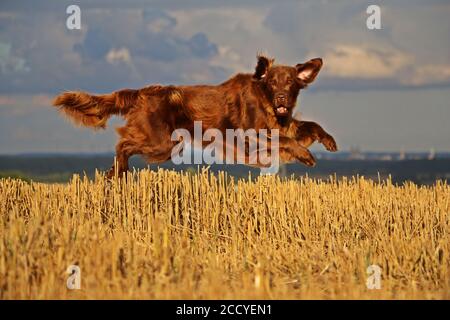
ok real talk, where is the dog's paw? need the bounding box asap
[296,148,316,167]
[321,134,338,152]
[106,168,115,180]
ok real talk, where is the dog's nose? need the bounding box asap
[276,93,287,103]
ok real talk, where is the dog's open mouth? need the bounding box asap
[275,106,288,116]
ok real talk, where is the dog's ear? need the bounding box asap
[296,58,323,84]
[253,54,274,80]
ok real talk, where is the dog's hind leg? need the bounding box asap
[107,138,140,179]
[107,124,147,179]
[107,123,178,178]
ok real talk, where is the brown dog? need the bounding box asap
[53,55,337,177]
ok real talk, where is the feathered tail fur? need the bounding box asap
[52,89,139,129]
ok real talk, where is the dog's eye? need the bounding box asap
[269,79,277,86]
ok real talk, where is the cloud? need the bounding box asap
[0,0,449,95]
[31,94,53,107]
[261,0,450,90]
[0,95,16,105]
[1,0,450,153]
[106,47,132,65]
[308,44,450,89]
[0,42,30,74]
[74,28,114,61]
[0,94,52,116]
[0,6,223,94]
[405,64,450,87]
[143,8,177,33]
[317,45,413,79]
[187,33,218,59]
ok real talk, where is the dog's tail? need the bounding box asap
[52,89,140,129]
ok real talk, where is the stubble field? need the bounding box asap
[0,169,448,299]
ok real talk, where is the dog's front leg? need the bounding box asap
[277,136,317,167]
[244,134,316,167]
[294,121,338,152]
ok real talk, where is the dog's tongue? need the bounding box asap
[276,106,288,114]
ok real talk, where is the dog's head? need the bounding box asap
[253,55,323,118]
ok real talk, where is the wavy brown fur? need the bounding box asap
[52,89,140,128]
[52,55,337,178]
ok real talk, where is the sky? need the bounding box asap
[0,0,449,153]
